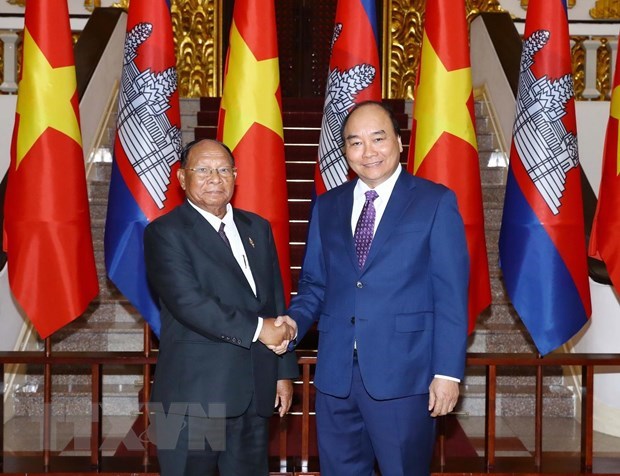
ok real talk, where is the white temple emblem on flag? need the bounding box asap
[512,29,579,215]
[117,22,181,209]
[318,24,376,191]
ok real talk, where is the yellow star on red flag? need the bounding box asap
[220,21,283,150]
[412,32,476,173]
[15,28,82,168]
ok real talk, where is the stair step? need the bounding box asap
[463,366,564,387]
[468,322,536,353]
[22,365,144,387]
[13,383,141,417]
[50,321,143,352]
[458,383,575,417]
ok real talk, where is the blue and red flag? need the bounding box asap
[104,0,184,337]
[499,0,591,355]
[314,0,381,194]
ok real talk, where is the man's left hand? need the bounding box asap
[275,379,293,417]
[428,378,459,417]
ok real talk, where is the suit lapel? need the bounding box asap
[336,181,359,270]
[363,172,417,271]
[182,203,258,299]
[234,212,265,304]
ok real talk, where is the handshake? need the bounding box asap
[258,315,297,355]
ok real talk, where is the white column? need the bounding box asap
[0,30,19,93]
[582,38,602,100]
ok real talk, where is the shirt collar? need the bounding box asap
[186,199,234,230]
[354,165,402,200]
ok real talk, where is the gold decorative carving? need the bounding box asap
[112,0,129,9]
[521,0,576,8]
[111,0,219,98]
[6,0,25,6]
[382,0,425,100]
[384,0,505,99]
[466,0,504,18]
[590,0,620,19]
[171,0,221,98]
[596,37,612,100]
[83,0,101,12]
[571,37,586,100]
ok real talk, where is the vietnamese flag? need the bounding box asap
[589,35,620,292]
[217,0,291,301]
[3,0,98,339]
[407,0,490,334]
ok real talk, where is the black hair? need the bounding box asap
[340,100,401,144]
[179,139,235,167]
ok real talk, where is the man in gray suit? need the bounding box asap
[144,139,298,476]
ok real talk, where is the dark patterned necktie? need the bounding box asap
[354,190,379,268]
[218,222,232,249]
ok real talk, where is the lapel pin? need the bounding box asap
[248,237,255,248]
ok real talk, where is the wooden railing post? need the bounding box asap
[142,323,152,468]
[0,362,4,472]
[484,363,497,470]
[535,356,543,470]
[581,364,594,471]
[90,363,102,469]
[43,338,52,470]
[301,359,311,473]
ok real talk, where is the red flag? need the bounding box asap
[217,0,291,300]
[589,35,620,291]
[315,0,382,194]
[408,0,490,333]
[3,0,98,338]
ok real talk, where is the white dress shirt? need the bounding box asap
[187,200,263,341]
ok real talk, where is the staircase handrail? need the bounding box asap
[0,350,619,475]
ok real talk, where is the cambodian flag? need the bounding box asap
[499,0,591,355]
[314,0,381,194]
[104,0,184,338]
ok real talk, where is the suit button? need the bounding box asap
[356,281,363,288]
[351,317,355,324]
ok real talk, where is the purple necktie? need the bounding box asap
[354,190,379,268]
[218,222,232,249]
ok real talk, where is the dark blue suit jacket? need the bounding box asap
[288,169,469,400]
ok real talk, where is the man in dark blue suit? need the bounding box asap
[278,101,469,476]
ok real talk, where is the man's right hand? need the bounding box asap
[259,317,295,353]
[268,315,298,354]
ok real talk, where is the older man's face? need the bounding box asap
[177,141,236,218]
